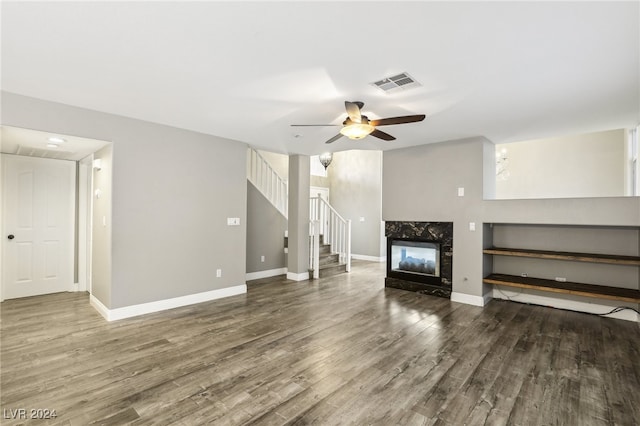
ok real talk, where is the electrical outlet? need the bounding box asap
[555,277,567,282]
[261,255,265,262]
[216,269,222,278]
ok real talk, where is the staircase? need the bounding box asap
[317,234,348,278]
[309,196,351,279]
[247,147,350,279]
[247,148,288,217]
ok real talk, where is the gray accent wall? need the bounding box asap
[246,181,287,273]
[383,137,491,297]
[2,92,248,309]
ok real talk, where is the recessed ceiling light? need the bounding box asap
[48,137,66,144]
[47,143,59,148]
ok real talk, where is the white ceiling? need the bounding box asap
[1,1,638,156]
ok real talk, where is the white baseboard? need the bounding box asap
[246,267,287,281]
[89,284,247,322]
[492,288,639,323]
[451,291,493,307]
[89,294,110,319]
[351,254,386,263]
[286,271,310,281]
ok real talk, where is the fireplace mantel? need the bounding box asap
[385,221,453,298]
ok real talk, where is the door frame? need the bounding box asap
[310,186,329,203]
[77,155,94,294]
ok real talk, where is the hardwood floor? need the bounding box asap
[1,261,639,425]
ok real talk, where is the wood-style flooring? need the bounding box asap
[1,261,639,425]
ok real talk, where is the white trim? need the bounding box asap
[89,294,111,319]
[246,267,287,281]
[287,271,310,281]
[492,288,639,323]
[351,254,386,263]
[90,284,247,321]
[77,158,92,293]
[451,291,493,307]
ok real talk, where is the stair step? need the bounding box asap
[319,253,339,266]
[319,262,347,278]
[319,244,331,255]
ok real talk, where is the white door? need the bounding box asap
[310,186,330,203]
[2,155,75,299]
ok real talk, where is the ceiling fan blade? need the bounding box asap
[345,101,362,123]
[290,124,340,127]
[369,114,426,127]
[370,129,396,141]
[325,134,344,144]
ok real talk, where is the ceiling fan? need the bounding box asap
[291,101,426,144]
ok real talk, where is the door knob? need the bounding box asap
[7,234,14,240]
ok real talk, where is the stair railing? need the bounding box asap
[247,148,288,217]
[310,196,351,273]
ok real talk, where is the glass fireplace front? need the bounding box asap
[387,239,441,285]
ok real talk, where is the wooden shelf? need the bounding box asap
[483,247,640,266]
[484,273,640,304]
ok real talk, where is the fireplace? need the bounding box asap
[388,239,441,286]
[385,221,453,298]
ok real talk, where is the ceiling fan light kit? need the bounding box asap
[340,123,375,140]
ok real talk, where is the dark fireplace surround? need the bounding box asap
[385,221,453,298]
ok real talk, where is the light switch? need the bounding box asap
[227,217,240,226]
[458,187,465,197]
[469,222,476,231]
[359,217,365,222]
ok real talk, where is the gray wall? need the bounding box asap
[383,136,640,300]
[329,150,384,258]
[92,144,113,306]
[2,92,248,309]
[246,181,287,273]
[484,197,640,226]
[287,155,310,275]
[383,137,491,297]
[491,224,639,289]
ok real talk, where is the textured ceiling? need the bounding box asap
[2,1,638,155]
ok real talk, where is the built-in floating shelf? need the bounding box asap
[483,247,640,266]
[484,273,640,304]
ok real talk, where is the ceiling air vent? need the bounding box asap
[16,145,74,160]
[371,72,421,93]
